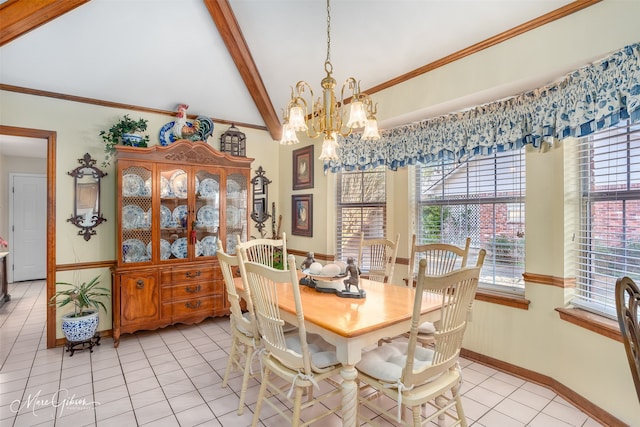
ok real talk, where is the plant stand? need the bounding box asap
[65,333,101,356]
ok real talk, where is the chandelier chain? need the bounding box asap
[325,0,332,73]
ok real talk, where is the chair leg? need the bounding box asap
[252,365,270,427]
[237,345,255,415]
[435,395,447,427]
[291,385,304,427]
[412,405,422,427]
[453,385,467,427]
[222,336,238,388]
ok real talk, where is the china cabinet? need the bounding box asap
[112,140,252,346]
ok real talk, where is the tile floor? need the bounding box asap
[0,280,602,426]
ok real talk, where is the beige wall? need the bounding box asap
[2,0,640,424]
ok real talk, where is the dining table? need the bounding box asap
[234,272,442,427]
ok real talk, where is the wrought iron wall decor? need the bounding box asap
[250,166,271,237]
[67,153,107,241]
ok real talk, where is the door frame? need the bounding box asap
[0,125,56,348]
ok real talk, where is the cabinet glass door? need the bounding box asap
[225,173,248,254]
[194,169,220,258]
[159,167,190,261]
[121,165,152,264]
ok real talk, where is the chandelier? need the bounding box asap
[279,0,380,161]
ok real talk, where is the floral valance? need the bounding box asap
[327,42,640,172]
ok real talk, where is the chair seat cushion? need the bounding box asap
[234,312,255,337]
[357,342,434,383]
[286,333,339,369]
[418,321,436,334]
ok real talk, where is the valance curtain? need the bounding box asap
[327,42,640,172]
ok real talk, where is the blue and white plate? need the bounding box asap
[226,235,237,254]
[159,121,192,146]
[200,235,218,257]
[160,205,172,228]
[226,206,241,228]
[146,239,171,260]
[122,205,145,230]
[122,174,144,197]
[170,170,188,198]
[197,205,218,227]
[171,237,188,259]
[123,239,148,263]
[227,179,241,193]
[172,205,188,227]
[199,178,219,198]
[145,176,172,197]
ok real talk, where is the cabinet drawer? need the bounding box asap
[161,267,217,283]
[160,280,219,301]
[161,295,222,319]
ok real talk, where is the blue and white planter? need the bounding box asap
[121,133,143,146]
[61,310,99,342]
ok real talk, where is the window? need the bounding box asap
[574,120,640,319]
[336,168,386,271]
[415,149,526,291]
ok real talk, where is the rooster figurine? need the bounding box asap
[171,103,214,142]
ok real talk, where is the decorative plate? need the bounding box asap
[172,205,188,227]
[200,235,218,257]
[171,237,188,259]
[159,121,192,146]
[144,208,152,228]
[170,169,188,198]
[146,176,172,197]
[199,178,219,198]
[197,205,218,227]
[122,174,144,197]
[122,205,145,230]
[159,205,172,228]
[226,235,237,254]
[123,239,148,263]
[227,179,241,193]
[146,239,171,260]
[195,240,203,257]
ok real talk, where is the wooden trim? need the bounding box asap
[0,125,58,349]
[460,348,626,427]
[0,84,267,132]
[287,248,334,262]
[364,0,602,96]
[475,289,530,310]
[56,260,116,272]
[556,307,622,342]
[523,272,576,288]
[204,0,281,141]
[0,0,89,47]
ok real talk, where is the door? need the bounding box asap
[10,174,46,282]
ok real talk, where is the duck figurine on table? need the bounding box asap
[339,257,366,299]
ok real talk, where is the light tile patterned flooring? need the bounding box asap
[0,280,602,426]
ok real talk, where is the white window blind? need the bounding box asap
[336,168,386,271]
[415,149,526,291]
[574,120,640,319]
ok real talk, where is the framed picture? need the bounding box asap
[293,145,314,190]
[292,194,313,237]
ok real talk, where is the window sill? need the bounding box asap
[475,289,530,310]
[555,307,622,342]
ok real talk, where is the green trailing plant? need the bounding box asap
[100,114,150,167]
[49,275,111,318]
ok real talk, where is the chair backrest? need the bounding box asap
[238,254,315,374]
[615,276,640,402]
[236,232,287,270]
[357,233,400,283]
[408,235,471,282]
[216,239,258,338]
[403,259,482,388]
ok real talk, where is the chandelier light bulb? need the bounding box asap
[346,101,367,129]
[362,118,381,140]
[288,106,308,131]
[319,134,339,161]
[280,122,300,145]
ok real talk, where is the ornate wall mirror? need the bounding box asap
[68,153,107,241]
[250,166,271,237]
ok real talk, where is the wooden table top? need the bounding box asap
[234,274,442,338]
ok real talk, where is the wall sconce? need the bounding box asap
[67,153,107,241]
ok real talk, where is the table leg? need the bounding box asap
[340,365,358,427]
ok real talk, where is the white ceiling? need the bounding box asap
[0,0,583,157]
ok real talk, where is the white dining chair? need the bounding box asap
[238,254,342,427]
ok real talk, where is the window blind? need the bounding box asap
[574,120,640,318]
[336,168,386,270]
[415,149,526,291]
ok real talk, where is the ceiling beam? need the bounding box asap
[0,0,89,47]
[204,0,281,141]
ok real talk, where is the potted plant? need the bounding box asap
[100,114,150,167]
[49,275,110,343]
